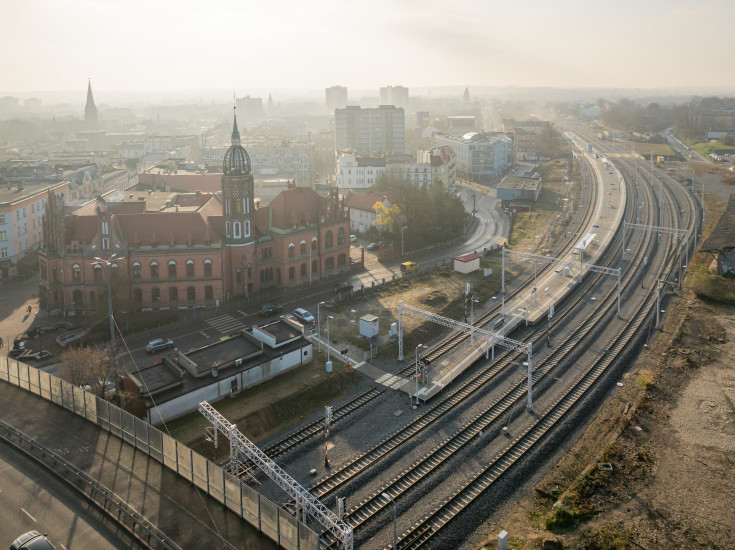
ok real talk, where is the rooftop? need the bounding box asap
[0,180,67,207]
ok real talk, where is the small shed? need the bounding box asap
[359,314,380,338]
[454,253,480,274]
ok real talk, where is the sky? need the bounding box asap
[2,0,734,94]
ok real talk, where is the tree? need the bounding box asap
[59,345,121,400]
[373,200,401,231]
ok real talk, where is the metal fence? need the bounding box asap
[0,356,319,550]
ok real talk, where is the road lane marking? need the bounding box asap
[21,507,37,522]
[199,331,209,338]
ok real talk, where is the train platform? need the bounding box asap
[414,145,628,402]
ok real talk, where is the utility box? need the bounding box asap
[359,314,379,338]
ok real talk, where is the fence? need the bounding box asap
[0,356,320,550]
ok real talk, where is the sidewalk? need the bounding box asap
[0,275,41,356]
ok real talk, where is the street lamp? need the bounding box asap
[318,301,326,351]
[401,225,408,257]
[94,253,123,353]
[414,343,423,406]
[381,492,396,550]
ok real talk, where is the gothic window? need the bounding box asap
[300,241,307,256]
[233,222,241,239]
[101,221,109,235]
[288,243,295,259]
[150,261,159,280]
[226,221,231,237]
[325,230,333,248]
[186,259,195,278]
[72,264,81,283]
[300,263,306,277]
[204,259,212,278]
[312,237,318,251]
[102,237,109,250]
[133,262,141,280]
[152,287,161,305]
[289,266,295,281]
[337,227,346,245]
[168,260,177,280]
[245,220,250,237]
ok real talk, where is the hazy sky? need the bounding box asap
[2,0,734,94]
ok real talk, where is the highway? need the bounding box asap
[0,440,132,550]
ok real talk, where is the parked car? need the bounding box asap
[366,242,379,251]
[350,234,357,243]
[10,531,56,550]
[293,308,315,327]
[55,329,86,347]
[259,303,283,316]
[145,338,174,353]
[400,261,419,273]
[334,282,353,294]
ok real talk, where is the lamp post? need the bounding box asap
[414,343,423,406]
[317,301,325,351]
[381,492,396,550]
[94,253,123,353]
[401,225,408,257]
[470,296,479,344]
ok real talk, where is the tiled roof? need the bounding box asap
[346,192,391,212]
[115,212,213,246]
[455,253,480,262]
[268,187,321,229]
[64,216,98,243]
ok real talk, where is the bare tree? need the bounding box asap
[58,345,121,399]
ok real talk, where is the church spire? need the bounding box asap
[85,78,98,125]
[231,106,241,145]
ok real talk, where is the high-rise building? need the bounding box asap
[325,86,348,114]
[379,86,409,110]
[335,105,405,155]
[236,96,263,124]
[85,79,98,126]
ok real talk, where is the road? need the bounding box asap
[0,440,131,550]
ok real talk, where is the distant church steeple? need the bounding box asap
[268,92,273,111]
[463,87,470,104]
[85,78,98,126]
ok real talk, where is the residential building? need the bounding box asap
[497,166,543,203]
[336,152,386,190]
[502,119,551,162]
[335,105,405,155]
[38,112,351,313]
[386,146,456,189]
[345,192,394,234]
[379,86,409,111]
[434,132,513,182]
[325,86,348,114]
[236,96,263,123]
[0,180,69,279]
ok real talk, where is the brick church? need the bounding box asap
[38,110,351,314]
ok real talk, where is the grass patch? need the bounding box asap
[632,142,677,158]
[692,141,735,157]
[688,270,735,305]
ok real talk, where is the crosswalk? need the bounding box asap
[205,314,247,334]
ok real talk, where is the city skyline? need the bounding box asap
[2,0,734,94]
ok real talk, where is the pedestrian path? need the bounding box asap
[205,314,247,334]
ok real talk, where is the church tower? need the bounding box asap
[85,78,98,126]
[221,107,255,298]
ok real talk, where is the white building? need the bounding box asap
[335,105,405,154]
[336,152,386,190]
[379,86,409,110]
[385,146,457,189]
[435,132,513,182]
[345,192,393,234]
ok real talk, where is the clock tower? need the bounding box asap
[222,108,255,298]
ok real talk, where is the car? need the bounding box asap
[400,261,419,273]
[10,531,56,550]
[293,308,315,327]
[334,282,353,294]
[366,242,379,251]
[350,234,357,243]
[55,329,86,347]
[259,303,283,316]
[145,338,174,353]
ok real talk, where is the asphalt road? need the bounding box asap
[0,440,132,550]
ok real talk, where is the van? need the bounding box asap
[400,261,419,273]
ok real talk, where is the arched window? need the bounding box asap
[168,260,177,280]
[93,263,102,282]
[300,263,307,277]
[102,237,110,250]
[152,287,161,305]
[337,227,346,245]
[325,257,334,271]
[72,264,81,283]
[186,259,194,278]
[133,262,141,280]
[288,243,295,259]
[338,253,346,267]
[245,220,250,237]
[150,261,159,280]
[312,259,318,277]
[72,289,83,308]
[226,221,231,237]
[204,259,212,278]
[325,230,333,248]
[288,266,295,281]
[169,287,178,303]
[300,240,307,256]
[187,286,195,302]
[311,237,318,251]
[233,222,241,239]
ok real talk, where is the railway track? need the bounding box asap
[376,139,697,549]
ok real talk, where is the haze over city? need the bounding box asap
[2,0,735,96]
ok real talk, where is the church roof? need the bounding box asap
[223,108,251,176]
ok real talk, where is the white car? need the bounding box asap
[350,234,357,243]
